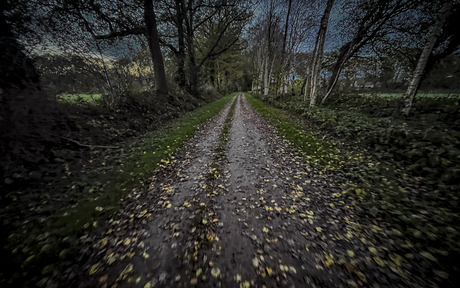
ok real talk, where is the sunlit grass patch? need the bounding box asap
[245,93,340,169]
[57,93,102,104]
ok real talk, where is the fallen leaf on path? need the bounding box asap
[325,254,334,266]
[89,263,101,275]
[211,267,220,278]
[373,256,384,266]
[421,251,437,262]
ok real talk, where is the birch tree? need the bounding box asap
[402,0,454,115]
[308,0,334,107]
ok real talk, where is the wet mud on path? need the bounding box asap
[65,93,428,288]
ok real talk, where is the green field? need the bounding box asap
[57,93,102,103]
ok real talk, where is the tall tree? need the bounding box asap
[308,0,334,107]
[401,0,453,115]
[0,0,40,91]
[144,0,169,95]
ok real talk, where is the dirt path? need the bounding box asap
[63,93,425,288]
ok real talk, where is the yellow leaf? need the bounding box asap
[266,267,273,275]
[356,271,367,283]
[373,256,384,266]
[240,281,250,288]
[213,218,218,222]
[390,254,402,266]
[123,238,131,246]
[280,264,288,272]
[144,282,151,288]
[89,262,101,275]
[325,254,334,266]
[166,203,172,209]
[368,247,378,255]
[252,258,259,268]
[420,251,437,262]
[196,268,202,276]
[263,227,269,233]
[211,267,220,278]
[329,203,335,208]
[202,219,208,224]
[316,227,322,232]
[202,185,207,189]
[100,237,108,246]
[138,210,147,217]
[355,189,362,195]
[347,250,355,257]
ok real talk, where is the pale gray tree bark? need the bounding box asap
[309,0,334,107]
[264,57,270,95]
[401,0,453,115]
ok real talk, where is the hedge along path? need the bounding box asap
[63,93,435,288]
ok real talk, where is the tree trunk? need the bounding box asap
[257,48,264,93]
[144,0,168,95]
[402,0,453,115]
[279,0,292,96]
[301,76,307,98]
[185,0,199,96]
[175,0,186,89]
[321,61,343,104]
[264,57,269,95]
[309,0,334,107]
[0,3,40,91]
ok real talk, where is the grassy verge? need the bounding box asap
[244,93,340,169]
[3,93,236,287]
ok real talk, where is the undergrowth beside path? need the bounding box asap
[247,92,460,287]
[0,93,236,287]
